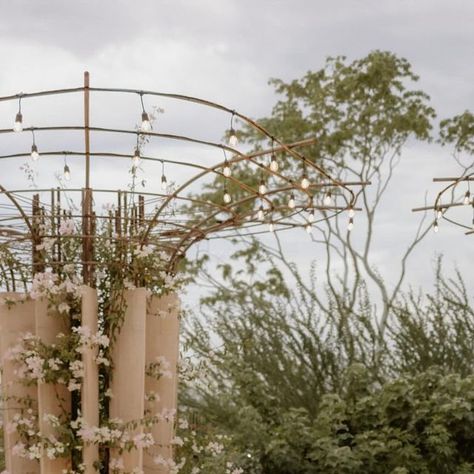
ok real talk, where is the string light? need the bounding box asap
[160,160,167,191]
[288,193,296,209]
[258,176,267,195]
[464,190,471,205]
[132,134,141,166]
[13,96,23,133]
[228,112,238,147]
[223,151,231,177]
[436,207,442,219]
[324,192,333,206]
[30,129,39,161]
[270,153,278,172]
[308,209,315,223]
[348,206,355,218]
[347,217,354,231]
[269,139,278,172]
[305,223,312,234]
[63,155,71,181]
[268,222,275,232]
[132,147,141,166]
[223,188,231,204]
[433,219,439,233]
[257,205,265,221]
[139,93,151,132]
[301,172,310,190]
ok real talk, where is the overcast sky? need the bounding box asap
[0,0,473,306]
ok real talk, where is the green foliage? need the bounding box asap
[182,245,474,473]
[439,111,474,154]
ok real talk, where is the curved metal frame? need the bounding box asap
[0,72,369,279]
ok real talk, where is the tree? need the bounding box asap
[181,52,474,473]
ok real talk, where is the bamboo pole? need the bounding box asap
[0,294,40,474]
[143,293,180,473]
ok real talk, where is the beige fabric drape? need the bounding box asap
[81,286,100,473]
[109,288,147,470]
[0,295,40,474]
[143,293,180,474]
[35,298,72,473]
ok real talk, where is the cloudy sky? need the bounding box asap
[0,0,473,305]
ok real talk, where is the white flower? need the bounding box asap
[59,218,75,236]
[58,302,70,314]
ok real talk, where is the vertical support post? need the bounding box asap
[109,289,147,471]
[0,294,40,474]
[81,286,100,473]
[35,299,72,473]
[143,293,180,473]
[84,71,90,190]
[32,194,44,274]
[82,188,94,286]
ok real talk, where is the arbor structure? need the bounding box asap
[0,73,366,473]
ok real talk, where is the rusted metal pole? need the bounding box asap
[84,72,90,189]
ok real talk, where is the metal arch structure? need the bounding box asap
[412,172,474,235]
[0,72,369,287]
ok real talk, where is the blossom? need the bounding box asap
[59,218,75,236]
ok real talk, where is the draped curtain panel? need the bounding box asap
[0,288,180,474]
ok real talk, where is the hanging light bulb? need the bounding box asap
[268,222,275,232]
[30,130,39,161]
[160,161,167,191]
[139,93,152,132]
[257,205,265,221]
[228,112,238,147]
[30,144,39,161]
[464,190,471,205]
[229,129,238,147]
[141,112,151,132]
[14,112,23,133]
[13,97,23,132]
[269,153,278,172]
[161,174,167,191]
[223,161,231,177]
[301,174,310,190]
[433,219,439,233]
[348,207,355,218]
[347,217,354,231]
[132,147,141,166]
[223,189,231,204]
[324,192,333,206]
[305,223,312,234]
[288,193,296,209]
[308,209,315,223]
[63,164,71,181]
[258,178,267,195]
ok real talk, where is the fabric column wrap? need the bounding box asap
[109,288,147,470]
[35,298,72,473]
[0,294,40,474]
[143,293,180,474]
[81,286,100,473]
